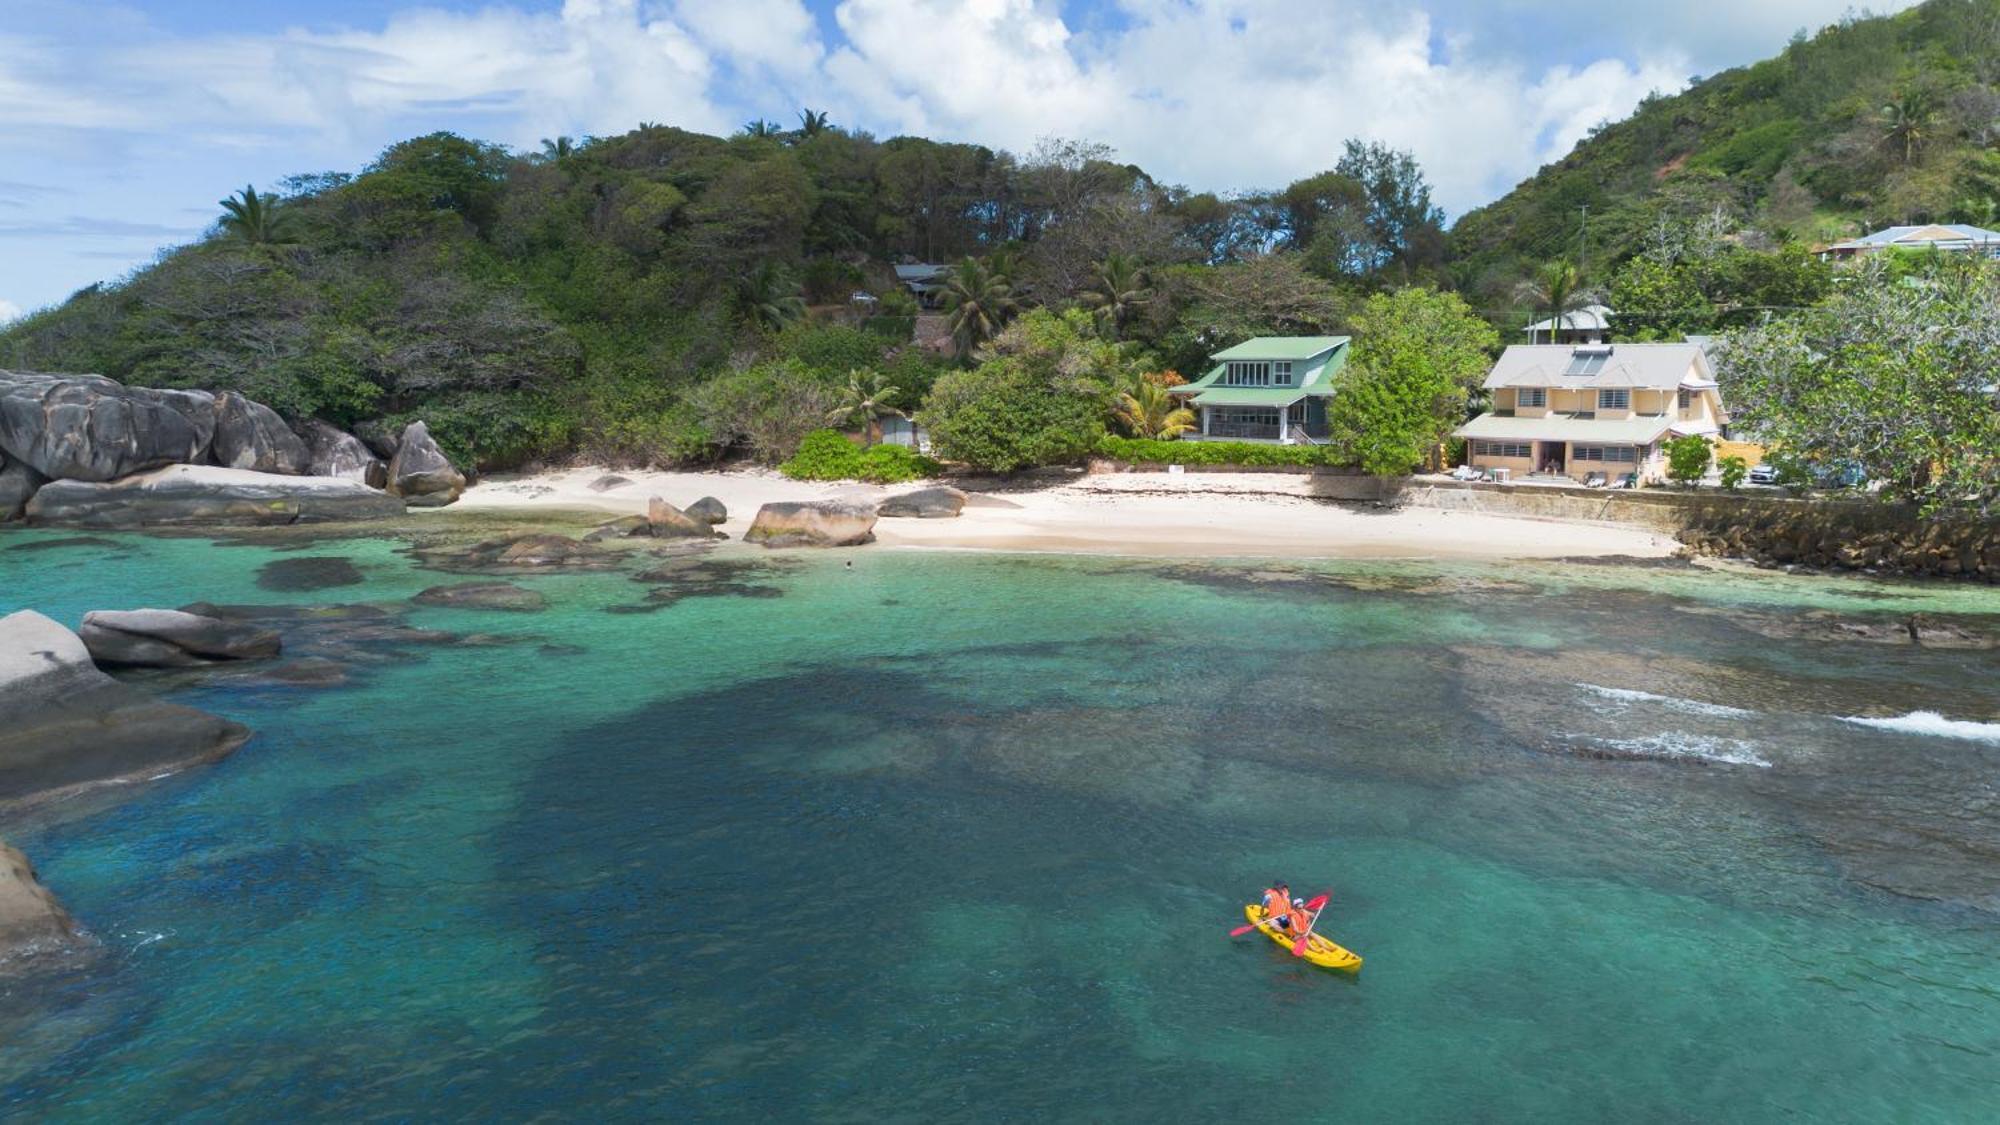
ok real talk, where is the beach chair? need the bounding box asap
[1584,471,1607,488]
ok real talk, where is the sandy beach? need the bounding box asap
[452,467,1677,560]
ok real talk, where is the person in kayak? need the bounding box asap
[1261,882,1304,932]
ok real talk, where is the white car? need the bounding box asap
[1747,463,1778,485]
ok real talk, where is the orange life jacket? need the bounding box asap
[1262,888,1290,921]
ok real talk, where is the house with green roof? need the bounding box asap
[1170,336,1350,443]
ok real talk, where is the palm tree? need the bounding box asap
[538,136,577,162]
[1516,259,1585,342]
[941,257,1018,359]
[1879,89,1936,166]
[740,119,782,139]
[733,262,806,332]
[1078,252,1153,338]
[1114,379,1197,440]
[797,109,831,138]
[826,368,904,445]
[217,185,295,246]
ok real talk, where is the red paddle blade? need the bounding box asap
[1303,893,1330,912]
[1291,935,1311,955]
[1228,923,1260,938]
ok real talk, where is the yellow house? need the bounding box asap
[1455,343,1726,485]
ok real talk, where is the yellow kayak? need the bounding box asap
[1242,904,1363,974]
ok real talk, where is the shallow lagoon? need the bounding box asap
[3,532,1999,1122]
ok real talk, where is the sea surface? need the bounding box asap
[3,530,1999,1122]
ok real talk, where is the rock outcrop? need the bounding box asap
[354,419,402,460]
[583,515,650,542]
[301,419,386,487]
[211,392,310,475]
[879,486,967,519]
[685,496,727,526]
[0,371,217,481]
[77,609,282,667]
[386,421,465,507]
[587,474,633,493]
[412,582,548,612]
[744,500,879,547]
[413,533,622,574]
[1675,501,1998,582]
[25,464,405,528]
[0,453,44,521]
[647,496,716,539]
[0,840,86,971]
[0,609,251,809]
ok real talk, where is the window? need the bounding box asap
[1214,408,1279,426]
[1573,445,1637,463]
[1677,389,1693,410]
[1224,362,1272,386]
[1475,441,1531,458]
[1273,361,1293,385]
[1516,388,1547,408]
[1598,388,1630,410]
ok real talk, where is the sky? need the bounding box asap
[0,0,1917,323]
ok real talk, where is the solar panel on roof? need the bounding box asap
[1563,352,1608,376]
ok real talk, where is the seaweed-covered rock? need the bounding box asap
[0,371,217,481]
[412,582,548,612]
[211,393,310,475]
[25,465,405,528]
[77,608,282,667]
[386,421,465,507]
[744,500,878,548]
[879,486,967,519]
[685,496,727,525]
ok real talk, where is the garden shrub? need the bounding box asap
[781,429,940,483]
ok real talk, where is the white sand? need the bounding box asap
[450,466,1677,560]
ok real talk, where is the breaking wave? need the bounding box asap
[1572,733,1772,768]
[1840,711,2000,744]
[1577,684,1755,719]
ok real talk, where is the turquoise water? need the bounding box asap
[3,532,1999,1121]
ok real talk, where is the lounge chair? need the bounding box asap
[1584,471,1608,488]
[1614,472,1638,489]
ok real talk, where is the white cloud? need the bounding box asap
[0,298,22,324]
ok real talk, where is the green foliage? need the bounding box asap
[1718,454,1749,491]
[218,185,298,246]
[941,256,1018,358]
[1326,288,1498,476]
[686,359,842,464]
[1665,435,1715,487]
[1112,379,1196,439]
[1609,244,1832,338]
[772,322,886,379]
[1096,436,1341,467]
[780,429,940,482]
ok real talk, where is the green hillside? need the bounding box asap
[1449,0,2000,301]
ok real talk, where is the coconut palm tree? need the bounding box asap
[1516,258,1588,342]
[797,109,831,138]
[827,368,904,445]
[217,185,296,246]
[941,257,1018,359]
[1078,252,1153,339]
[740,119,782,139]
[1114,379,1197,440]
[733,262,806,332]
[1879,89,1936,166]
[538,136,577,162]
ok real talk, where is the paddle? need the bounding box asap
[1290,893,1332,956]
[1229,892,1329,938]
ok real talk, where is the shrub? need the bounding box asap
[920,360,1106,473]
[1718,454,1748,491]
[1665,434,1713,488]
[686,359,842,463]
[1096,435,1343,467]
[780,429,940,482]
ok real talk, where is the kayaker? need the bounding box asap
[1261,882,1299,931]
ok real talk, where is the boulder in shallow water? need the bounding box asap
[0,609,251,808]
[878,486,966,519]
[0,371,216,481]
[0,839,87,972]
[387,421,465,507]
[78,608,281,667]
[647,496,715,539]
[685,496,727,526]
[744,500,878,548]
[301,419,386,488]
[210,392,310,475]
[24,464,405,528]
[412,582,547,612]
[0,453,44,522]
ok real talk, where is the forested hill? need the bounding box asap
[1449,0,2000,299]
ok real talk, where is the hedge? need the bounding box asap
[1095,435,1349,468]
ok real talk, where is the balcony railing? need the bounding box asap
[1198,422,1330,442]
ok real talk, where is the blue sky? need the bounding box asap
[0,0,1913,322]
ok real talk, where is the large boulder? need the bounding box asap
[0,610,251,809]
[0,452,45,522]
[211,392,310,475]
[685,496,727,526]
[387,421,465,507]
[744,500,879,548]
[0,371,216,481]
[25,465,406,528]
[648,496,716,539]
[878,486,967,519]
[353,419,402,460]
[78,609,282,668]
[301,419,386,488]
[1,840,86,971]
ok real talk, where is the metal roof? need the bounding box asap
[1185,388,1309,408]
[1482,344,1711,391]
[1209,336,1349,362]
[1824,224,2000,252]
[1523,304,1614,334]
[1175,337,1349,404]
[1455,413,1678,444]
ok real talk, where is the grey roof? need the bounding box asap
[1825,224,2000,252]
[1523,303,1614,334]
[894,264,951,285]
[1481,343,1711,391]
[1456,414,1716,444]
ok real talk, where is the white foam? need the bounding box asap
[1841,711,2000,744]
[1582,733,1772,768]
[1577,683,1755,719]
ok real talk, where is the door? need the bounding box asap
[1541,442,1566,474]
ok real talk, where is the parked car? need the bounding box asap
[1748,463,1778,485]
